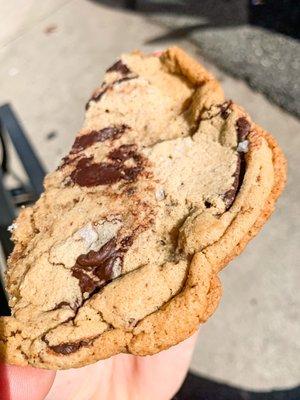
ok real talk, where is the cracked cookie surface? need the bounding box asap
[0,47,286,369]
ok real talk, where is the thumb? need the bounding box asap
[0,364,56,400]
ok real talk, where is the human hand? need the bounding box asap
[0,332,197,400]
[0,363,55,400]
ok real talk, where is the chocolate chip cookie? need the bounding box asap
[0,47,286,369]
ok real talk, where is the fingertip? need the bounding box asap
[0,363,55,400]
[152,50,163,57]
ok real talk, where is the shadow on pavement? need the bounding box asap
[91,0,247,26]
[174,372,300,400]
[91,0,300,39]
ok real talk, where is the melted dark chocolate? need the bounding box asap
[69,140,144,188]
[49,341,84,355]
[58,154,81,170]
[94,255,120,281]
[86,76,137,110]
[108,144,138,161]
[224,155,241,210]
[106,60,131,75]
[72,268,97,294]
[236,117,251,141]
[220,100,233,119]
[223,116,250,209]
[76,238,118,268]
[120,235,134,248]
[70,156,143,187]
[71,125,128,153]
[71,237,133,296]
[85,87,108,109]
[48,336,100,355]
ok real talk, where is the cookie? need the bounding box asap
[0,47,286,369]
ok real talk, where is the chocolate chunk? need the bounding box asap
[220,100,232,119]
[70,158,122,187]
[204,200,212,209]
[49,341,83,355]
[94,255,120,281]
[72,160,140,186]
[223,155,241,210]
[224,154,246,210]
[222,117,249,210]
[57,154,81,170]
[70,142,145,187]
[77,238,117,268]
[48,337,99,355]
[120,235,134,248]
[86,76,137,110]
[71,125,129,153]
[72,237,125,295]
[72,233,137,297]
[108,144,138,161]
[113,76,137,85]
[236,117,251,141]
[72,269,96,294]
[106,60,131,75]
[123,166,143,181]
[86,87,108,108]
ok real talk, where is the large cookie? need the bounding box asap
[0,47,286,369]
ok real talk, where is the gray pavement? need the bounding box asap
[0,0,299,394]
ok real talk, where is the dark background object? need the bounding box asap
[0,104,46,316]
[125,0,300,39]
[0,104,45,196]
[249,0,300,39]
[125,0,137,9]
[174,372,300,400]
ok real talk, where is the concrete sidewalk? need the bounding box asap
[0,0,299,393]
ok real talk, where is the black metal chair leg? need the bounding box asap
[125,0,137,10]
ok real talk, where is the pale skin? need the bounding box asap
[0,333,198,400]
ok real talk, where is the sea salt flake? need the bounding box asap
[237,140,249,153]
[155,188,165,201]
[78,223,98,246]
[8,223,17,232]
